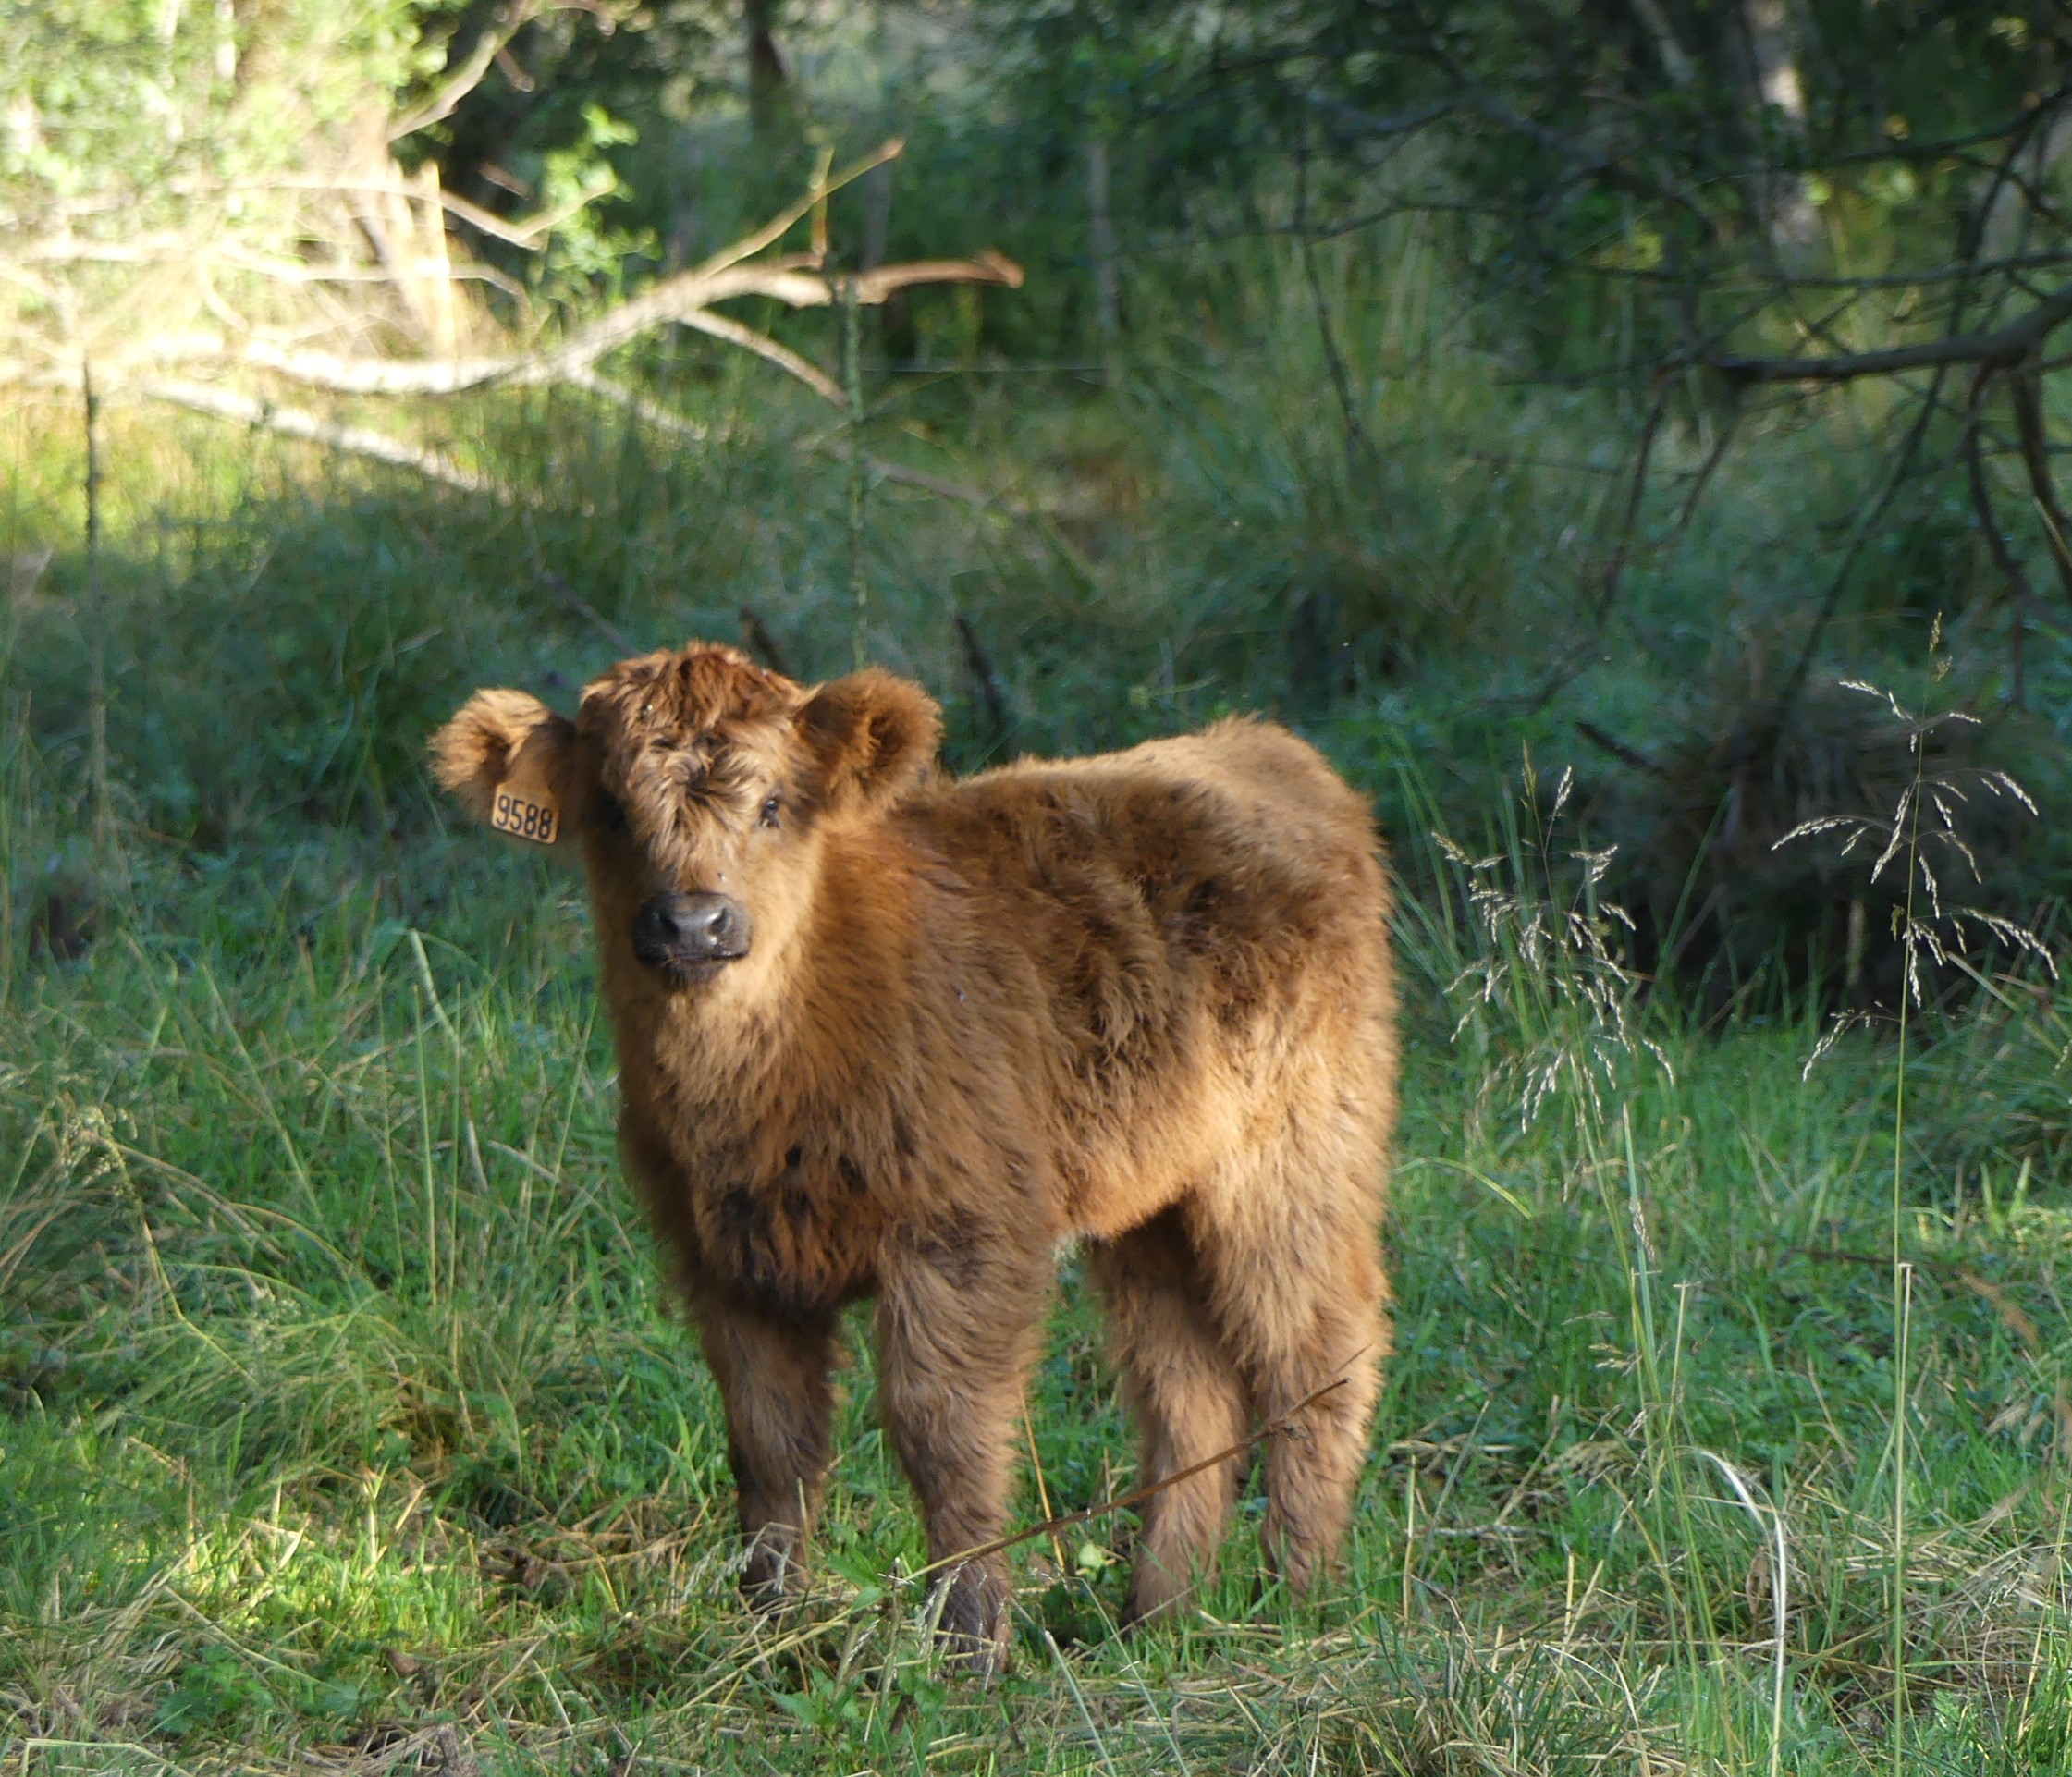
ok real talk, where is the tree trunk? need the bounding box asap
[1742,0,1817,253]
[1743,0,1805,122]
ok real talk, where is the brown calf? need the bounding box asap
[432,643,1396,1670]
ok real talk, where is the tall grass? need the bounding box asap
[4,223,2072,1771]
[11,691,2070,1771]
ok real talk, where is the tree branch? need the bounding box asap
[227,252,1022,399]
[386,1,597,143]
[15,158,1030,521]
[141,381,510,499]
[1774,387,1943,715]
[671,308,844,403]
[1822,81,2072,165]
[160,175,611,251]
[693,139,905,280]
[1593,390,1667,625]
[1704,280,2072,385]
[2005,361,2072,597]
[1965,370,2046,616]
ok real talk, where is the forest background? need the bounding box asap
[7,2,2072,1771]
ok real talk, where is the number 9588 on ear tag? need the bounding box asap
[491,781,559,845]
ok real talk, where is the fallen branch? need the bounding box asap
[146,369,1019,519]
[228,252,1020,400]
[846,452,1002,510]
[159,173,611,252]
[693,139,903,282]
[558,367,712,442]
[13,146,1032,521]
[673,306,844,404]
[4,139,1020,416]
[141,380,509,499]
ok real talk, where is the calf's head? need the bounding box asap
[431,643,939,992]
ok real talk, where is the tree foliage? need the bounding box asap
[2,0,431,213]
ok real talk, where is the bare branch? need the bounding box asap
[1964,374,2053,658]
[1576,719,1663,776]
[224,252,1021,399]
[1823,81,2072,165]
[693,138,907,280]
[737,606,793,677]
[1705,280,2072,385]
[141,381,509,499]
[851,251,1024,303]
[1626,0,1695,87]
[672,308,844,404]
[1593,391,1667,625]
[1670,399,1742,538]
[386,2,603,143]
[12,156,1030,525]
[159,175,611,251]
[956,613,1012,754]
[2005,362,2072,597]
[860,457,1002,509]
[559,368,712,442]
[539,569,634,651]
[1725,252,2072,294]
[1775,386,1945,715]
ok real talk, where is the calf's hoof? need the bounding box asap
[740,1527,807,1611]
[933,1560,1010,1680]
[1121,1554,1201,1630]
[1260,1522,1339,1601]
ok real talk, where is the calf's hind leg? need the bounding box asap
[1199,1172,1387,1598]
[1088,1208,1250,1624]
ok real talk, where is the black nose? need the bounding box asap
[632,892,752,972]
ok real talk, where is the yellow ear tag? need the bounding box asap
[489,756,559,846]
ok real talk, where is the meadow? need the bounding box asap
[6,231,2072,1773]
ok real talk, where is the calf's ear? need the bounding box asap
[797,670,941,816]
[430,689,577,845]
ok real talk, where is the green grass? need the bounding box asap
[4,246,2072,1769]
[6,706,2072,1773]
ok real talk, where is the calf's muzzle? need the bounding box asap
[632,891,752,975]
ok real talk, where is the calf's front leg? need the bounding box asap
[873,1226,1048,1676]
[693,1291,840,1605]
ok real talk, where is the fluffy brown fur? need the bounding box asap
[432,643,1397,1671]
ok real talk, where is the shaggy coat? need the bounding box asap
[432,644,1396,1669]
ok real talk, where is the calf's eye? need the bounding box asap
[594,791,628,834]
[760,795,782,829]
